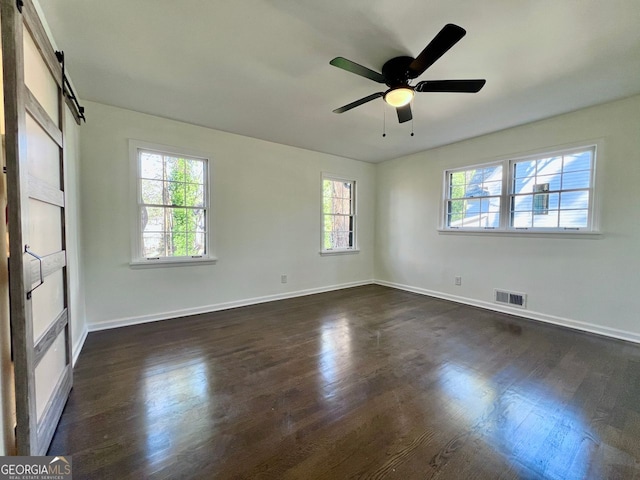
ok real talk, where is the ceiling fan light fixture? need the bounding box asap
[384,87,414,107]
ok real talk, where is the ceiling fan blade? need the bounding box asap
[333,92,384,114]
[415,79,486,93]
[396,104,412,123]
[330,57,386,83]
[408,24,466,79]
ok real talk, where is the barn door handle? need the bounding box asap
[25,245,44,299]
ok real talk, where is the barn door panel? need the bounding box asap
[1,0,72,455]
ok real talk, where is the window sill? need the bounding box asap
[130,257,218,268]
[437,228,602,238]
[319,249,360,256]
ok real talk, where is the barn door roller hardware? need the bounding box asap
[55,50,86,123]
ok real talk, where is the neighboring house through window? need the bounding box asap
[443,144,598,233]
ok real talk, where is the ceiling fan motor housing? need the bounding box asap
[381,56,415,88]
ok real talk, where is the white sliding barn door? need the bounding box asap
[1,0,75,455]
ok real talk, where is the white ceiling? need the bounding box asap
[38,0,640,163]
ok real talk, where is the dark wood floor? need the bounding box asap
[49,285,640,479]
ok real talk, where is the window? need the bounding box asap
[322,175,357,252]
[510,147,594,229]
[445,164,503,229]
[130,141,213,265]
[443,145,597,233]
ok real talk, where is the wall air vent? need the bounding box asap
[494,289,527,308]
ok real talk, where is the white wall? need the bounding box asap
[376,95,640,342]
[64,106,87,362]
[80,101,375,329]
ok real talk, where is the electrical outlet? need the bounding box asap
[281,274,287,284]
[455,276,462,286]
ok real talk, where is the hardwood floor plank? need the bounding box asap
[48,285,640,479]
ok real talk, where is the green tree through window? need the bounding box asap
[137,146,208,261]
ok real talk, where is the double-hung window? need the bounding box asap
[443,144,597,233]
[445,164,503,229]
[131,141,213,265]
[510,147,595,230]
[322,174,357,253]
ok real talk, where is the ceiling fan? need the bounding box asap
[330,24,486,123]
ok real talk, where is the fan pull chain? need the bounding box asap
[410,98,415,136]
[382,104,386,138]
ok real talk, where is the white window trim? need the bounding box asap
[439,140,603,236]
[129,139,217,267]
[320,173,359,255]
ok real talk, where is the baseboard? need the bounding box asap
[85,278,640,345]
[374,279,640,344]
[72,325,88,366]
[88,280,375,332]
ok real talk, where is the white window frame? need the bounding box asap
[129,139,216,267]
[320,173,359,255]
[443,160,505,231]
[440,142,601,235]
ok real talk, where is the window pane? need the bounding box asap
[142,233,165,257]
[560,190,589,210]
[143,207,165,232]
[483,197,501,213]
[513,176,531,194]
[335,215,353,232]
[533,210,558,228]
[464,183,488,198]
[563,151,592,172]
[140,152,163,180]
[562,170,590,190]
[170,231,188,257]
[164,181,182,207]
[170,207,188,229]
[188,184,205,207]
[445,165,502,228]
[451,171,465,186]
[187,160,205,184]
[334,232,352,249]
[164,156,182,180]
[533,184,550,215]
[483,180,502,196]
[512,211,533,228]
[323,230,353,250]
[512,195,533,212]
[322,180,352,215]
[559,210,589,228]
[141,179,163,205]
[447,200,464,225]
[514,160,536,178]
[187,209,206,233]
[187,232,206,256]
[462,213,479,228]
[536,174,561,191]
[537,156,562,176]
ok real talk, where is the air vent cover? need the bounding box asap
[494,289,527,308]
